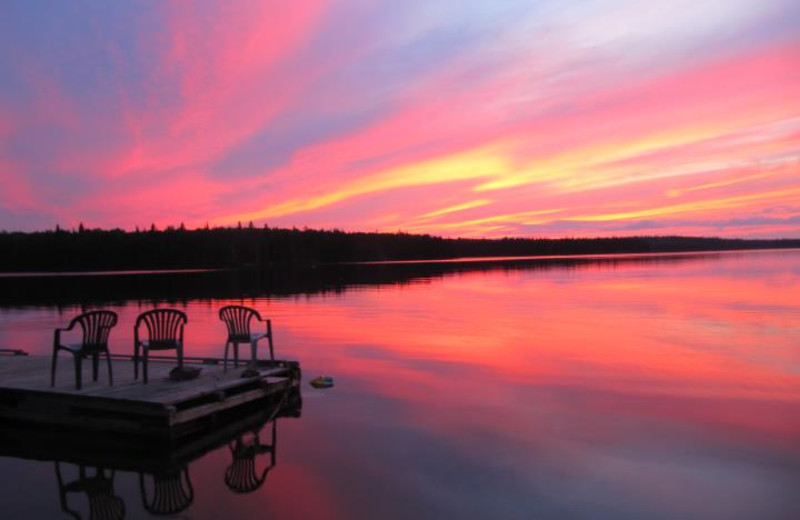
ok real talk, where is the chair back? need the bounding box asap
[219,306,260,341]
[140,468,194,515]
[135,309,187,348]
[56,463,125,520]
[88,492,126,520]
[72,311,118,350]
[224,421,276,494]
[224,452,268,494]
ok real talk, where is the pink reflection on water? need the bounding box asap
[0,250,799,518]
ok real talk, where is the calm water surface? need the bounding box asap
[0,250,798,519]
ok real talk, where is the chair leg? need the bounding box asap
[74,355,82,390]
[106,350,113,386]
[224,342,229,372]
[143,350,148,385]
[177,345,184,369]
[134,345,139,380]
[250,339,258,364]
[54,462,69,512]
[234,344,239,368]
[92,354,99,381]
[268,335,274,361]
[51,348,58,387]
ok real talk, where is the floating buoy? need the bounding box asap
[310,375,334,389]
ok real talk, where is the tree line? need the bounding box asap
[0,225,798,272]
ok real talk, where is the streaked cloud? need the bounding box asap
[0,0,798,237]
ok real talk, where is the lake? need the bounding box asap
[0,249,798,519]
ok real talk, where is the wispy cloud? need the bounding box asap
[0,1,797,237]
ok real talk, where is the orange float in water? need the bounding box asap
[310,376,334,389]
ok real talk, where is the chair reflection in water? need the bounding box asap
[55,463,125,520]
[225,421,277,493]
[219,305,275,371]
[51,311,118,390]
[133,308,187,384]
[139,466,194,516]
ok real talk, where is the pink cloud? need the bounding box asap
[104,1,334,177]
[0,3,798,236]
[211,39,799,238]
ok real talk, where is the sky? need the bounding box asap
[0,0,798,238]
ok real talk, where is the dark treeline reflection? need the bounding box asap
[0,252,726,308]
[2,226,798,272]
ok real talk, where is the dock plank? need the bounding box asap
[0,355,300,438]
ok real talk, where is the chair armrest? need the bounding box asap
[254,315,271,328]
[53,325,74,347]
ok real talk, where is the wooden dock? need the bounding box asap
[0,354,300,438]
[0,387,301,517]
[0,384,301,470]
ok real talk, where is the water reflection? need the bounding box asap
[0,387,301,519]
[139,466,193,516]
[0,250,799,519]
[225,421,277,494]
[0,251,734,308]
[55,464,124,520]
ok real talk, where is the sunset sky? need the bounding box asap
[0,0,798,238]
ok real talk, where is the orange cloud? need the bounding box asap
[1,3,798,237]
[570,186,800,223]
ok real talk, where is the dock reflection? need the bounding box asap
[55,464,124,520]
[225,421,277,494]
[0,386,301,519]
[139,465,193,516]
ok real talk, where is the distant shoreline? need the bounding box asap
[1,226,798,273]
[341,247,799,266]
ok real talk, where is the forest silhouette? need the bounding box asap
[1,225,798,273]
